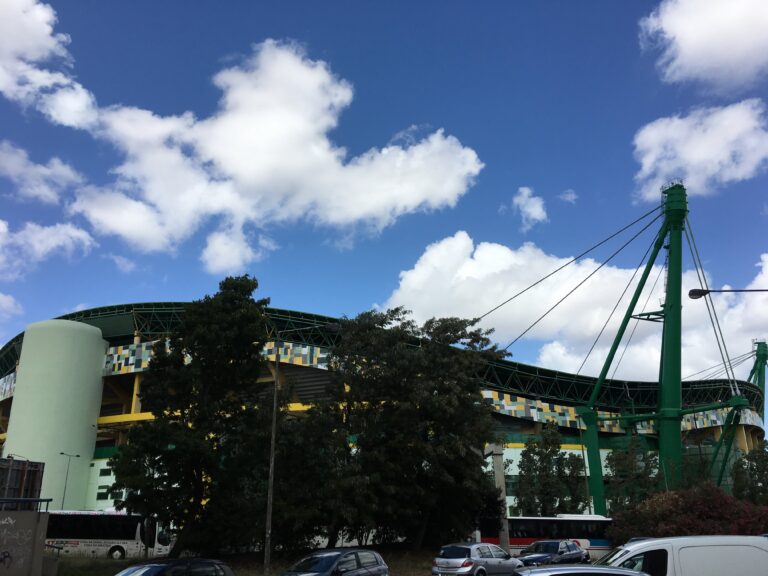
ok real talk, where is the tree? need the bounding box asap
[604,435,659,514]
[733,441,768,506]
[317,307,504,548]
[110,276,271,556]
[608,483,768,543]
[512,422,587,516]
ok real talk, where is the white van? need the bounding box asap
[596,535,768,576]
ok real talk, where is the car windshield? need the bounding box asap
[595,548,629,566]
[288,552,342,573]
[440,546,471,559]
[523,542,558,554]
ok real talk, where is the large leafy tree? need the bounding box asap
[317,307,504,548]
[110,276,271,556]
[733,441,768,506]
[604,436,659,514]
[512,422,587,515]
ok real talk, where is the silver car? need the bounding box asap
[433,543,524,576]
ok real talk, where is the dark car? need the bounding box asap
[113,558,235,576]
[513,566,647,576]
[433,543,523,576]
[282,548,388,576]
[517,541,589,566]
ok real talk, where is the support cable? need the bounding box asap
[682,350,755,381]
[611,263,665,382]
[478,205,662,321]
[504,212,663,351]
[575,227,657,377]
[685,218,740,396]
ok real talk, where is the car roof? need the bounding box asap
[619,535,768,551]
[515,567,647,576]
[304,548,379,555]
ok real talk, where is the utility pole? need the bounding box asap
[489,443,510,551]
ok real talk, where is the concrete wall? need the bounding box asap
[3,320,106,510]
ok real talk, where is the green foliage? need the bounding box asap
[604,436,659,514]
[109,275,271,556]
[608,483,768,543]
[733,441,768,505]
[314,307,504,548]
[512,422,587,515]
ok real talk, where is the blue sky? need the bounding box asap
[1,0,768,381]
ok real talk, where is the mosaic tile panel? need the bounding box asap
[0,371,15,402]
[103,342,155,375]
[103,340,329,375]
[482,389,763,433]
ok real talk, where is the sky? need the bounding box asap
[1,0,768,383]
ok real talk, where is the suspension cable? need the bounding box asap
[683,350,755,381]
[504,212,663,350]
[575,225,658,377]
[685,218,740,396]
[478,205,662,321]
[611,259,666,381]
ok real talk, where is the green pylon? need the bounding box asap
[657,184,687,487]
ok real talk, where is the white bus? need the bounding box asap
[45,510,171,559]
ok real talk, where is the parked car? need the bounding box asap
[282,548,388,576]
[114,558,235,576]
[433,543,524,576]
[595,535,768,576]
[517,540,589,566]
[513,566,646,576]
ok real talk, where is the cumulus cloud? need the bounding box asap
[0,293,23,320]
[509,187,548,232]
[0,11,480,272]
[559,189,578,204]
[0,219,95,280]
[633,100,768,202]
[384,231,768,381]
[0,140,82,203]
[0,0,97,127]
[640,0,768,91]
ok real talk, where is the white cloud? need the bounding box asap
[0,140,82,203]
[0,293,22,320]
[0,219,95,280]
[106,253,136,274]
[510,186,548,232]
[384,231,768,381]
[640,0,768,91]
[633,100,768,202]
[63,40,482,266]
[0,0,97,127]
[559,189,578,204]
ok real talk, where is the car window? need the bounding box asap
[290,553,342,573]
[619,549,668,576]
[189,561,219,576]
[441,546,471,559]
[490,545,508,559]
[358,551,379,567]
[568,543,578,552]
[477,545,493,558]
[338,553,359,572]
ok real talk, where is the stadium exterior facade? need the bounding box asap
[0,303,764,512]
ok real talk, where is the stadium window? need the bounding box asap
[99,468,112,477]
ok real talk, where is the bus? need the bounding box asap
[480,515,613,560]
[45,511,171,559]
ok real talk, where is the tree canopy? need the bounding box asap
[311,307,505,548]
[110,275,271,556]
[733,440,768,506]
[604,436,659,515]
[512,422,587,516]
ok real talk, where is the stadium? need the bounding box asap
[0,301,763,513]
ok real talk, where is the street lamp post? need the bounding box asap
[689,288,768,299]
[263,323,339,575]
[59,451,80,510]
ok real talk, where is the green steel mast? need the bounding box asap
[577,183,687,514]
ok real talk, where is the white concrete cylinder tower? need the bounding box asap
[3,320,106,509]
